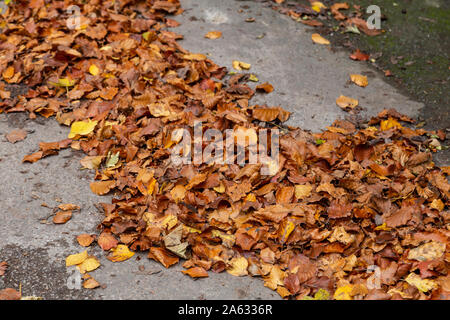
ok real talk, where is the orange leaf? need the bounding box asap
[148,247,179,268]
[90,180,115,195]
[350,74,368,87]
[22,151,43,163]
[311,33,330,45]
[53,211,72,224]
[205,31,222,39]
[182,267,209,278]
[97,232,118,251]
[256,82,274,93]
[336,95,358,110]
[77,234,95,247]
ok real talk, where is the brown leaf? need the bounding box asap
[148,247,179,268]
[90,180,115,195]
[98,232,118,251]
[53,211,72,224]
[77,234,95,247]
[182,267,209,278]
[331,3,349,20]
[327,201,352,219]
[256,82,274,93]
[276,186,294,204]
[0,261,8,276]
[58,203,80,211]
[83,276,101,289]
[5,129,27,143]
[22,151,43,163]
[384,205,414,228]
[0,288,21,300]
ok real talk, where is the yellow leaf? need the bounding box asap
[213,183,226,193]
[68,120,98,139]
[89,64,100,76]
[183,225,202,234]
[405,273,437,292]
[294,184,312,199]
[279,220,295,244]
[311,33,330,45]
[227,256,248,277]
[52,78,75,87]
[314,288,330,300]
[2,66,14,80]
[143,177,156,195]
[264,265,285,290]
[232,60,251,71]
[311,1,327,12]
[107,244,135,262]
[142,31,151,41]
[66,250,88,267]
[249,74,259,82]
[336,95,359,110]
[350,74,368,87]
[407,241,446,261]
[211,230,236,248]
[380,117,402,131]
[161,214,178,230]
[170,185,186,203]
[245,193,256,202]
[183,53,207,61]
[277,286,291,298]
[77,257,100,274]
[205,31,222,39]
[334,285,353,300]
[374,223,391,231]
[430,199,444,211]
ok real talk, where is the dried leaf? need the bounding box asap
[311,33,330,45]
[407,241,446,262]
[77,234,95,247]
[5,129,27,143]
[53,210,72,224]
[83,276,101,289]
[336,95,358,110]
[205,31,222,39]
[107,244,135,262]
[227,257,248,277]
[405,273,437,293]
[90,180,115,195]
[182,267,209,278]
[98,232,118,251]
[0,288,21,300]
[232,60,251,70]
[77,257,101,274]
[68,120,98,139]
[66,250,88,267]
[350,74,368,87]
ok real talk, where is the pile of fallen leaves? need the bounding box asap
[0,0,449,300]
